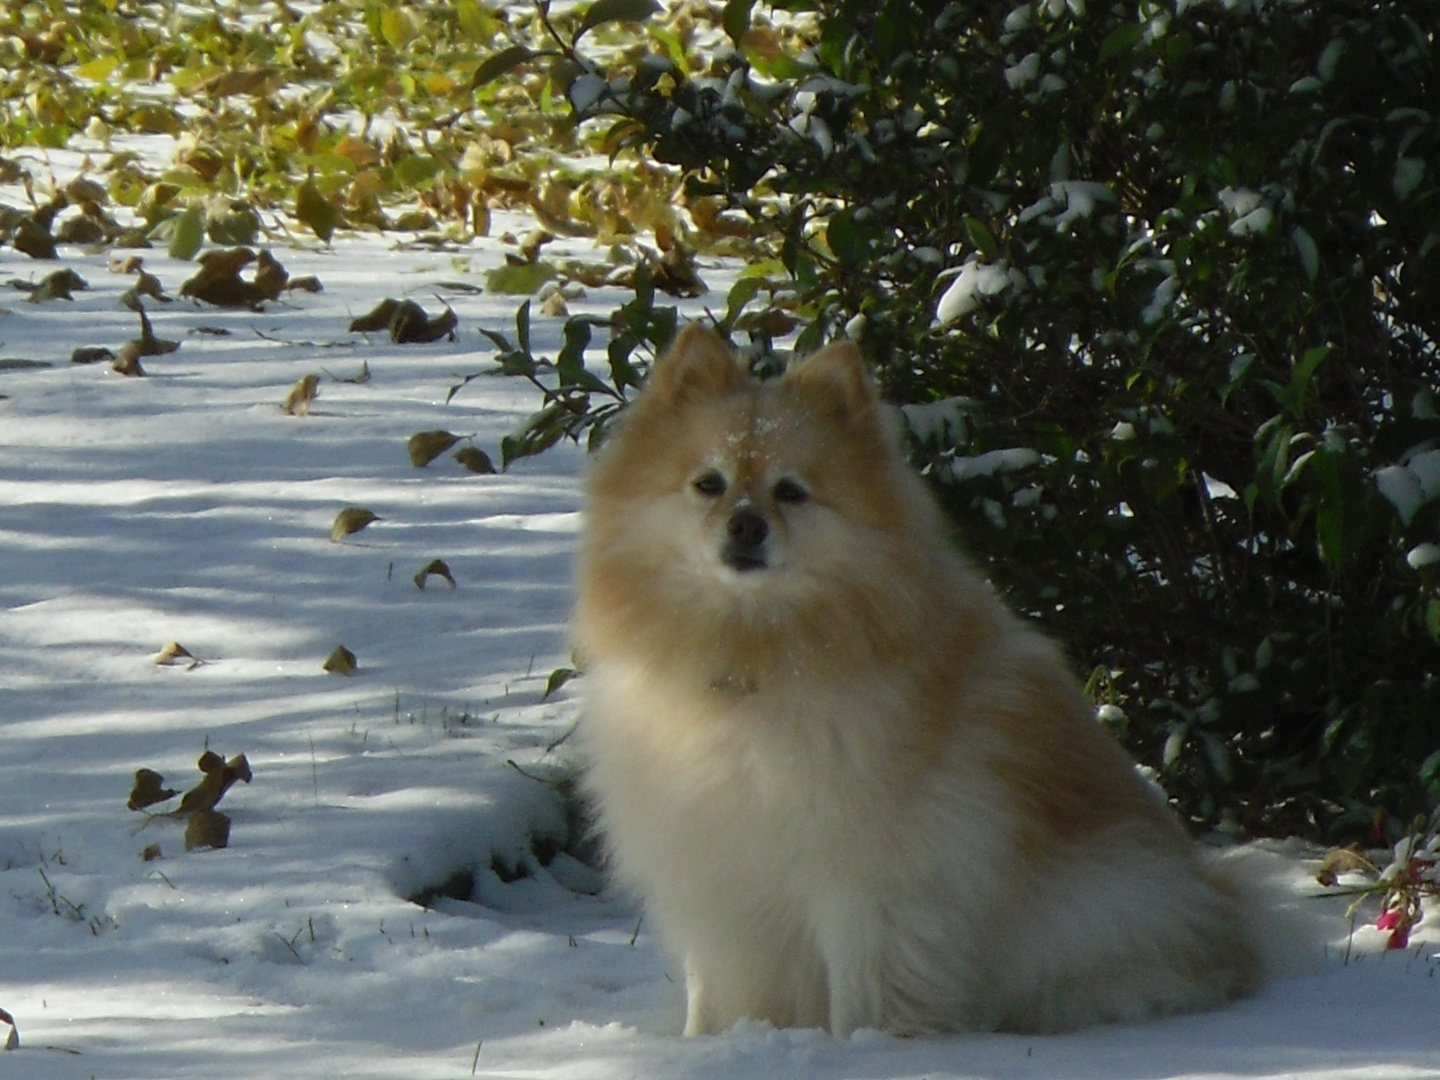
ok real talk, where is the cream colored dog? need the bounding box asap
[575,325,1267,1036]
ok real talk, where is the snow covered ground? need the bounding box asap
[2,177,1439,1079]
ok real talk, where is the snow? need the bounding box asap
[935,257,1013,324]
[2,178,1440,1080]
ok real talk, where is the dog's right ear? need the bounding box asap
[646,324,747,403]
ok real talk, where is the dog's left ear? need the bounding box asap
[646,324,748,403]
[785,340,879,419]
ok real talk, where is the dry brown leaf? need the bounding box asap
[184,809,231,851]
[407,429,460,466]
[323,644,358,676]
[71,345,114,365]
[330,507,381,542]
[538,289,569,317]
[111,340,146,376]
[1315,845,1376,887]
[127,767,178,811]
[139,842,163,862]
[252,249,290,302]
[414,558,457,590]
[284,374,321,417]
[179,247,272,308]
[174,751,251,816]
[390,300,457,343]
[452,446,497,474]
[188,66,279,99]
[348,297,403,333]
[287,274,323,294]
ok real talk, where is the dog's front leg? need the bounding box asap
[682,953,715,1036]
[813,894,886,1037]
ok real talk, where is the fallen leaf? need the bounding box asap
[323,644,358,675]
[179,247,275,308]
[348,298,404,333]
[12,215,56,259]
[111,341,146,376]
[175,751,252,816]
[414,558,457,590]
[139,842,162,861]
[453,446,497,474]
[407,429,461,466]
[296,175,340,243]
[184,809,231,851]
[71,345,114,365]
[283,373,321,416]
[130,300,180,356]
[153,640,195,665]
[485,260,557,295]
[542,667,578,701]
[288,274,323,294]
[330,507,381,542]
[9,268,89,302]
[188,66,280,99]
[388,299,457,343]
[167,202,205,260]
[127,768,178,811]
[252,249,290,301]
[1315,845,1375,887]
[539,290,570,318]
[133,269,172,302]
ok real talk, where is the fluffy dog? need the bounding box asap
[574,325,1266,1036]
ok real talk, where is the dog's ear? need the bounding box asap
[785,340,879,419]
[646,324,747,403]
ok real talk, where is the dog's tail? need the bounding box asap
[1208,840,1358,984]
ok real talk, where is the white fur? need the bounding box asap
[580,657,1259,1036]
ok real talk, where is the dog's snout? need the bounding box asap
[723,506,770,572]
[727,506,769,549]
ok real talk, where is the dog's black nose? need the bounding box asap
[723,506,769,570]
[728,507,769,548]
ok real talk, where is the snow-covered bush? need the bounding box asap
[500,0,1440,838]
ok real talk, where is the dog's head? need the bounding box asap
[582,325,916,595]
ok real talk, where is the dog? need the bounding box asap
[573,324,1268,1036]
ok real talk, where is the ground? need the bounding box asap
[1,159,1438,1079]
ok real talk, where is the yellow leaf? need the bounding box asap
[283,373,321,416]
[407,430,461,466]
[453,446,497,474]
[153,640,197,666]
[421,71,457,96]
[323,644,358,676]
[76,55,119,81]
[330,507,381,542]
[379,8,416,47]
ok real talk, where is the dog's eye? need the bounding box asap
[773,477,810,505]
[692,470,727,497]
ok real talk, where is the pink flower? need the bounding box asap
[1376,906,1415,950]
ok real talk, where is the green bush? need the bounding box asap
[486,0,1440,840]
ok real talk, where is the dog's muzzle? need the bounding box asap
[722,506,769,572]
